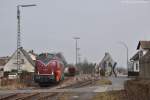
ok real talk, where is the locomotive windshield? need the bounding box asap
[37,53,55,64]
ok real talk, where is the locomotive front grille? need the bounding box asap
[34,75,55,83]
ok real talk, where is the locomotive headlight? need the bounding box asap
[51,71,54,75]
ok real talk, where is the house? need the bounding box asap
[139,51,150,79]
[0,56,9,70]
[137,41,150,79]
[28,50,37,61]
[0,56,9,77]
[96,52,117,77]
[130,41,150,78]
[137,41,150,58]
[4,47,35,73]
[130,51,140,72]
[137,41,150,78]
[129,51,140,76]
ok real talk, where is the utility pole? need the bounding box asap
[78,51,81,64]
[16,4,36,76]
[73,37,80,66]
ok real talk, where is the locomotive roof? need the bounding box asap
[37,53,67,65]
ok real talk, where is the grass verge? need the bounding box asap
[93,90,128,100]
[95,78,112,85]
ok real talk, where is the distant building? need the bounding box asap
[96,52,117,77]
[0,56,9,77]
[4,47,35,73]
[0,56,9,70]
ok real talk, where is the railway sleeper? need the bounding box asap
[38,93,58,100]
[0,93,18,100]
[14,93,40,100]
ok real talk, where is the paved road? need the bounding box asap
[94,76,131,92]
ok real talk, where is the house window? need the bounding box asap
[13,59,24,64]
[136,63,138,70]
[21,59,24,64]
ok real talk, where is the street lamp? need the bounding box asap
[73,37,80,66]
[118,41,129,72]
[77,49,81,64]
[16,4,36,75]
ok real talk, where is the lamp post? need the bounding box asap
[77,50,81,64]
[16,4,36,75]
[73,37,80,66]
[118,41,129,72]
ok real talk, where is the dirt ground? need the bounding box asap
[125,79,150,100]
[95,78,112,85]
[93,90,128,100]
[0,76,132,100]
[46,90,128,100]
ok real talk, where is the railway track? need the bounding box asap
[0,93,17,100]
[37,92,59,100]
[0,92,60,100]
[15,93,40,100]
[59,78,97,89]
[0,76,96,100]
[0,80,95,100]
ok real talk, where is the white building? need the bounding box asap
[4,47,35,73]
[129,41,150,76]
[130,51,140,72]
[97,52,117,77]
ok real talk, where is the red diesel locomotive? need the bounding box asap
[34,53,65,86]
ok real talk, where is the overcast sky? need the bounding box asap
[0,0,150,68]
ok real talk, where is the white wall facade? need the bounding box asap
[133,60,139,72]
[4,50,34,72]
